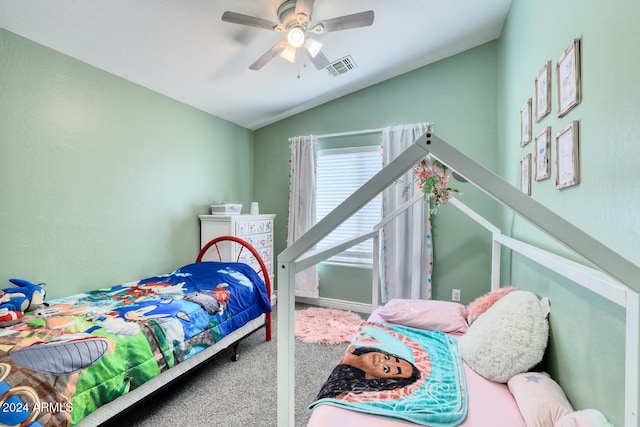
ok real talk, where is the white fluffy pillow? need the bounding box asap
[458,290,549,383]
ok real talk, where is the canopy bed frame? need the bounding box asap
[276,131,640,426]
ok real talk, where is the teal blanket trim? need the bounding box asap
[309,322,468,427]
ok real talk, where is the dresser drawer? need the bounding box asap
[236,219,273,236]
[237,247,273,271]
[236,232,272,250]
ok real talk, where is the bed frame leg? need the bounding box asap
[231,342,240,362]
[266,312,272,341]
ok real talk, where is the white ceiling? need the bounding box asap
[0,0,511,130]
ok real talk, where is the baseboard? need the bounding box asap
[295,296,373,314]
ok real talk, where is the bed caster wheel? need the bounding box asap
[231,353,240,362]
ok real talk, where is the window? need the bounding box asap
[316,145,383,265]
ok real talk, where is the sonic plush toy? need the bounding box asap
[0,278,46,327]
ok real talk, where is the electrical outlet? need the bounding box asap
[451,289,461,302]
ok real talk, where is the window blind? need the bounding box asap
[316,145,383,265]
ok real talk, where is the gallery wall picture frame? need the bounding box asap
[555,121,580,189]
[535,60,552,122]
[556,38,581,117]
[520,98,532,146]
[534,127,551,181]
[520,153,532,195]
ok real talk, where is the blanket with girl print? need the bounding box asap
[309,322,468,426]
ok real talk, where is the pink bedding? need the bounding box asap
[307,311,526,427]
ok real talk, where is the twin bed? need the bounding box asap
[278,131,640,426]
[0,236,272,426]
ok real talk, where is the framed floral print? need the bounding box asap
[555,121,580,189]
[534,127,551,181]
[535,61,551,122]
[520,98,532,146]
[556,39,581,117]
[520,153,531,195]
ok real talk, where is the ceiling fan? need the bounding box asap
[222,0,374,70]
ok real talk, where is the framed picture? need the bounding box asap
[520,98,532,146]
[556,38,581,117]
[520,153,531,195]
[555,121,580,189]
[534,127,551,181]
[535,61,551,122]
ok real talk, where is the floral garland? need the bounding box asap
[414,159,460,214]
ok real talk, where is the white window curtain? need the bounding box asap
[381,123,433,301]
[287,136,319,298]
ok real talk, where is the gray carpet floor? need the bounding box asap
[101,303,365,427]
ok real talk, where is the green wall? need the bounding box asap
[0,29,254,299]
[254,41,500,305]
[497,0,640,265]
[495,1,640,425]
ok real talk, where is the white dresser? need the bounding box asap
[199,213,276,303]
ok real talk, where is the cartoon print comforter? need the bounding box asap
[309,322,468,427]
[0,261,271,426]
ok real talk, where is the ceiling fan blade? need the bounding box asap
[310,11,374,33]
[294,0,314,22]
[222,11,283,31]
[249,41,288,70]
[305,48,329,70]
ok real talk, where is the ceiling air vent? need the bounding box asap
[326,56,357,77]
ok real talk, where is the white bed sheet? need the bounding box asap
[306,310,525,427]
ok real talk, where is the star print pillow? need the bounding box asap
[507,371,574,427]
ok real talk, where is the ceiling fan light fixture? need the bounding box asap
[287,26,306,48]
[280,44,297,63]
[222,4,375,71]
[304,37,322,58]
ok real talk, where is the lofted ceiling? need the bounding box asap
[0,0,512,130]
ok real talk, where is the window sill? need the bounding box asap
[320,261,373,269]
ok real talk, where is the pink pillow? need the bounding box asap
[508,372,574,426]
[466,287,516,325]
[378,299,469,334]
